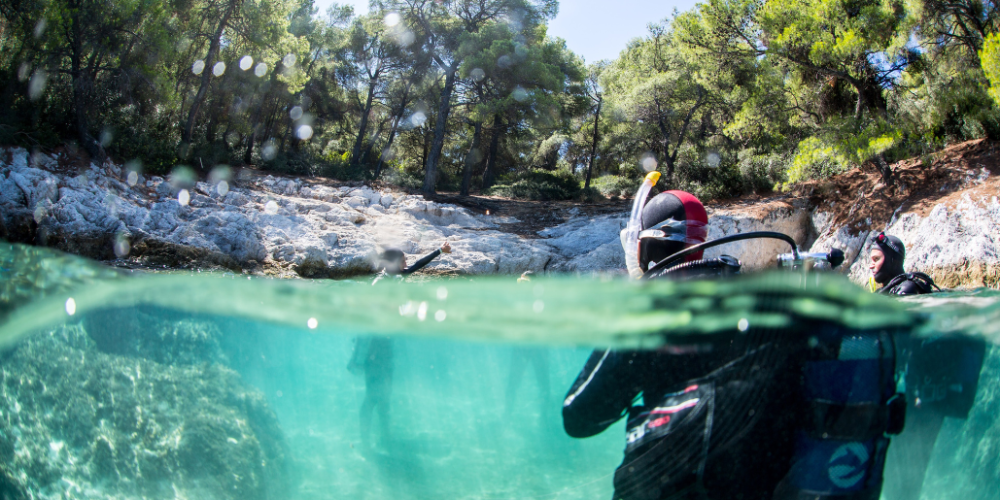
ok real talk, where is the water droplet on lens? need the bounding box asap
[217,180,229,196]
[437,286,448,300]
[127,171,138,187]
[738,318,749,332]
[192,59,205,75]
[435,310,446,322]
[384,12,401,27]
[254,62,268,77]
[417,302,428,321]
[65,298,76,316]
[470,68,485,82]
[307,318,318,329]
[212,61,226,76]
[641,154,658,172]
[178,189,190,206]
[289,106,303,121]
[533,300,544,313]
[239,55,253,71]
[296,125,313,140]
[264,200,278,214]
[283,54,297,67]
[28,70,47,101]
[410,112,427,127]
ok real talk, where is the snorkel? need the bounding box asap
[622,171,661,279]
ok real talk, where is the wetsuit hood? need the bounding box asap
[639,190,709,271]
[873,233,906,285]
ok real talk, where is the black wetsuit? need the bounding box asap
[878,272,938,296]
[563,257,802,500]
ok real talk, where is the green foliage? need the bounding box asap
[484,170,582,201]
[982,33,1000,106]
[591,175,640,199]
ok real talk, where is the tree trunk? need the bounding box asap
[181,0,236,155]
[584,96,602,189]
[461,121,483,196]
[68,3,103,162]
[373,78,414,179]
[422,63,459,194]
[481,114,503,190]
[351,77,378,166]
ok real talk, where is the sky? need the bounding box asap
[312,0,700,63]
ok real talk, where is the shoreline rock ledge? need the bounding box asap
[1,146,997,288]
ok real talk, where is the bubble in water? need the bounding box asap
[217,180,229,196]
[384,12,401,27]
[65,298,76,316]
[192,59,205,75]
[435,310,447,322]
[410,111,427,127]
[239,55,253,71]
[264,200,278,214]
[307,318,318,329]
[127,171,138,186]
[28,70,47,101]
[417,302,428,321]
[114,233,130,258]
[34,18,46,38]
[254,62,268,77]
[533,300,545,313]
[511,86,528,102]
[437,286,448,300]
[470,68,485,82]
[283,53,297,68]
[289,106,303,121]
[641,154,658,172]
[707,152,720,168]
[261,141,277,161]
[178,189,190,206]
[212,61,226,77]
[296,125,313,140]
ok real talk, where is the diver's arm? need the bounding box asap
[401,248,442,275]
[562,349,640,438]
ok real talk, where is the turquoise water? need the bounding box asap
[1,242,999,500]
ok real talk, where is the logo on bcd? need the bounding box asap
[827,442,870,489]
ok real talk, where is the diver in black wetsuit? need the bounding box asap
[869,232,939,295]
[348,241,452,450]
[564,184,903,500]
[564,189,798,500]
[867,232,986,500]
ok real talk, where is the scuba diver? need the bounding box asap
[869,232,939,295]
[348,241,452,450]
[563,172,904,500]
[866,232,986,500]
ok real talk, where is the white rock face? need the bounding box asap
[2,147,996,286]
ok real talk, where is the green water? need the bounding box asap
[2,242,999,500]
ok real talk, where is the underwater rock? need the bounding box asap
[0,323,290,500]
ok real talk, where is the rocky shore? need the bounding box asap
[1,140,997,287]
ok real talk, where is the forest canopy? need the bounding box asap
[1,0,998,200]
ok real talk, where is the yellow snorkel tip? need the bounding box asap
[645,171,661,184]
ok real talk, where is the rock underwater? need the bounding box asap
[0,319,291,500]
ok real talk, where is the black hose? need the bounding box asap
[641,231,799,280]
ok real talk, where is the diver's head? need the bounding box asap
[377,249,406,274]
[638,190,709,271]
[870,232,905,285]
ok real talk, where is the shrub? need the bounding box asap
[591,174,639,198]
[484,169,582,200]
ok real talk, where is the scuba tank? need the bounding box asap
[777,327,906,500]
[622,171,661,279]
